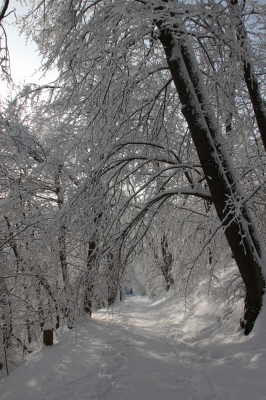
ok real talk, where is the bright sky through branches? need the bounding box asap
[1,0,58,98]
[1,0,265,100]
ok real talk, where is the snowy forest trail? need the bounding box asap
[101,294,200,400]
[0,294,223,400]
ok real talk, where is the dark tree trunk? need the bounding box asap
[107,253,119,306]
[43,329,53,346]
[161,234,174,291]
[26,319,32,344]
[119,285,123,302]
[0,0,9,22]
[158,26,265,334]
[55,165,69,290]
[58,223,68,286]
[0,279,13,349]
[83,292,92,315]
[55,165,74,328]
[84,239,97,315]
[204,200,213,265]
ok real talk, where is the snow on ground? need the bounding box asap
[1,265,266,400]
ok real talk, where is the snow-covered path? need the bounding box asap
[110,295,221,400]
[101,295,199,400]
[1,292,266,400]
[0,294,210,400]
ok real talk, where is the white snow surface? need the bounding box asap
[43,322,54,331]
[1,271,266,399]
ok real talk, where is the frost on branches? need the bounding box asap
[0,0,266,371]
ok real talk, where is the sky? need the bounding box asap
[1,0,58,98]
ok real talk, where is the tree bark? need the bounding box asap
[161,234,174,291]
[55,165,69,287]
[0,0,9,22]
[84,239,97,315]
[43,329,53,346]
[107,253,119,306]
[0,279,12,349]
[158,26,265,334]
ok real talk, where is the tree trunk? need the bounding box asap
[161,234,174,291]
[84,240,97,315]
[119,285,123,301]
[107,253,119,306]
[0,279,13,349]
[55,164,69,289]
[158,26,265,334]
[43,329,53,346]
[58,223,69,286]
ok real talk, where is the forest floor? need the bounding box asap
[1,277,266,399]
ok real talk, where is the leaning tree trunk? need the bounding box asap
[158,25,265,334]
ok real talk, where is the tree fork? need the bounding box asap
[158,27,265,334]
